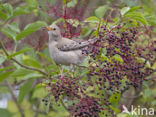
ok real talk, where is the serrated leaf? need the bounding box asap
[124,12,147,25]
[8,48,32,59]
[0,27,16,41]
[16,21,47,40]
[84,16,99,23]
[121,7,130,16]
[8,22,20,33]
[134,17,147,25]
[0,71,13,82]
[95,5,108,18]
[18,79,34,103]
[22,55,42,68]
[10,68,33,78]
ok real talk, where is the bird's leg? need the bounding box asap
[64,64,74,76]
[69,64,74,73]
[57,65,64,79]
[60,65,65,79]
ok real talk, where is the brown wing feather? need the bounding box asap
[57,38,96,51]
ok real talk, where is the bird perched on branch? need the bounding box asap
[45,24,96,74]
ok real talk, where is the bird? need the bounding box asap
[45,24,96,75]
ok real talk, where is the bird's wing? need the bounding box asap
[57,38,97,51]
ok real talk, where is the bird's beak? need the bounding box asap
[46,26,53,31]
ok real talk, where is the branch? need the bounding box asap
[6,79,25,117]
[0,41,48,76]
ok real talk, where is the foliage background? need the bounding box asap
[0,0,156,117]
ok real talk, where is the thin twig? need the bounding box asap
[60,99,69,111]
[0,41,48,76]
[6,79,25,117]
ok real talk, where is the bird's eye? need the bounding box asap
[53,28,56,30]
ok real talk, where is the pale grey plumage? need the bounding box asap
[47,24,96,66]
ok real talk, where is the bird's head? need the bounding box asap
[46,24,61,38]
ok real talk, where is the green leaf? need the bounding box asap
[109,92,121,105]
[23,73,43,80]
[0,55,6,65]
[124,12,147,25]
[8,22,20,33]
[13,6,30,16]
[128,6,142,13]
[22,55,42,68]
[32,87,48,98]
[84,16,99,23]
[111,54,124,63]
[67,0,78,7]
[45,97,51,113]
[3,3,13,16]
[133,16,148,25]
[18,79,34,103]
[16,21,47,41]
[0,11,7,20]
[0,66,14,72]
[8,48,32,59]
[95,5,108,18]
[121,7,130,16]
[0,71,13,82]
[10,68,33,78]
[110,106,120,114]
[0,27,16,41]
[26,0,38,10]
[146,16,156,26]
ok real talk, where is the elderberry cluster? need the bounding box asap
[49,77,79,101]
[88,25,155,95]
[72,97,103,117]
